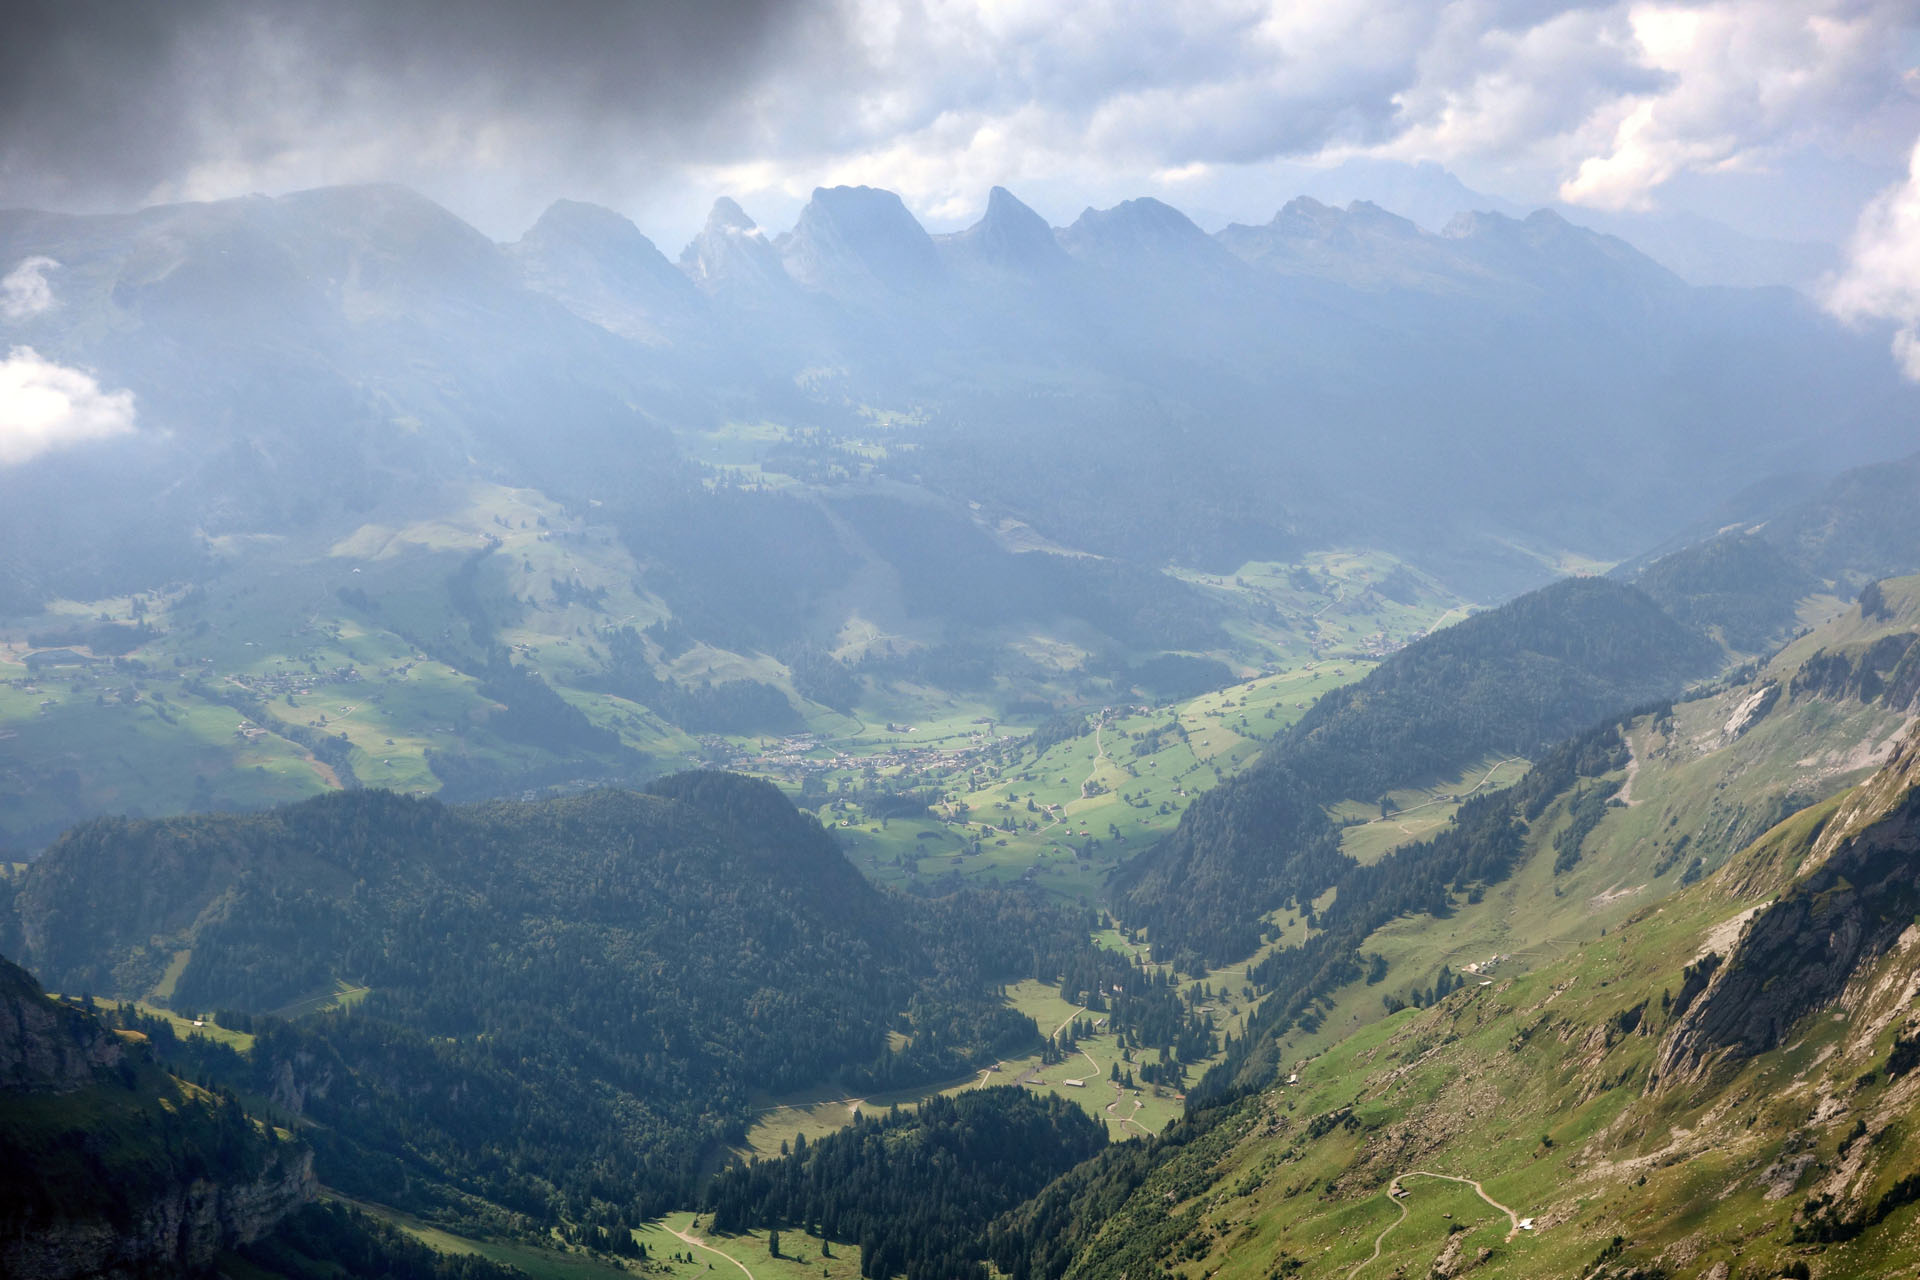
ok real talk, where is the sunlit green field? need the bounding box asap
[0,454,1475,856]
[803,662,1387,904]
[1332,753,1534,864]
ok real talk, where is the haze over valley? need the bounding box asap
[10,4,1920,1279]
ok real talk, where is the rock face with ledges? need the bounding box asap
[1655,729,1920,1089]
[0,955,315,1279]
[0,954,124,1092]
[1,1147,314,1280]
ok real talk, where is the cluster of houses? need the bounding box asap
[226,663,362,699]
[703,728,1011,785]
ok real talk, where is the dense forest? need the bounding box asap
[704,1089,1108,1280]
[1275,578,1711,801]
[0,953,542,1279]
[242,1203,533,1280]
[5,774,1109,1224]
[1630,531,1816,653]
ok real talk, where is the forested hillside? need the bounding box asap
[1278,578,1714,799]
[704,1089,1107,1280]
[5,773,1099,1224]
[1620,445,1920,653]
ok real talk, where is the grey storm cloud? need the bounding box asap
[0,0,833,216]
[1,0,1917,257]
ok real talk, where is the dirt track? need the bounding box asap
[1346,1170,1522,1279]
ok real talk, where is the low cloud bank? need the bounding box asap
[0,346,137,465]
[1,256,58,320]
[1828,140,1920,381]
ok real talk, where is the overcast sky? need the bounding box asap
[4,0,1920,450]
[4,0,1919,254]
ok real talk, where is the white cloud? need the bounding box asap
[658,0,1919,245]
[5,0,1919,247]
[1557,1,1912,211]
[1,256,58,320]
[0,347,138,465]
[1828,138,1920,380]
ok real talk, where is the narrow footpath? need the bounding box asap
[667,1223,756,1280]
[1346,1171,1523,1279]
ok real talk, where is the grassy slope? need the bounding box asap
[1056,584,1920,1279]
[1053,801,1855,1279]
[0,482,686,846]
[742,581,1914,1159]
[1261,581,1920,1077]
[823,665,1378,904]
[1333,754,1534,865]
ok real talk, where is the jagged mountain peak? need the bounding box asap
[986,184,1031,215]
[1428,208,1681,303]
[1271,194,1339,230]
[520,197,651,247]
[979,185,1049,237]
[1442,206,1681,289]
[275,180,475,227]
[513,198,681,282]
[1261,195,1425,241]
[1058,196,1238,273]
[938,185,1068,274]
[705,195,760,234]
[1066,195,1207,242]
[509,199,698,343]
[679,195,791,295]
[1342,198,1423,233]
[269,183,503,272]
[779,184,942,295]
[1215,195,1460,289]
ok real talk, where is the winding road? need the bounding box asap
[1079,716,1109,799]
[667,1222,756,1280]
[1346,1171,1523,1280]
[1104,1092,1153,1136]
[1353,757,1525,834]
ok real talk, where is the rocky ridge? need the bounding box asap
[0,955,315,1279]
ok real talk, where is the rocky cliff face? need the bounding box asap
[1656,728,1920,1089]
[0,955,316,1279]
[0,954,125,1091]
[0,1145,315,1280]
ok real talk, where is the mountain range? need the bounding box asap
[1,179,1909,614]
